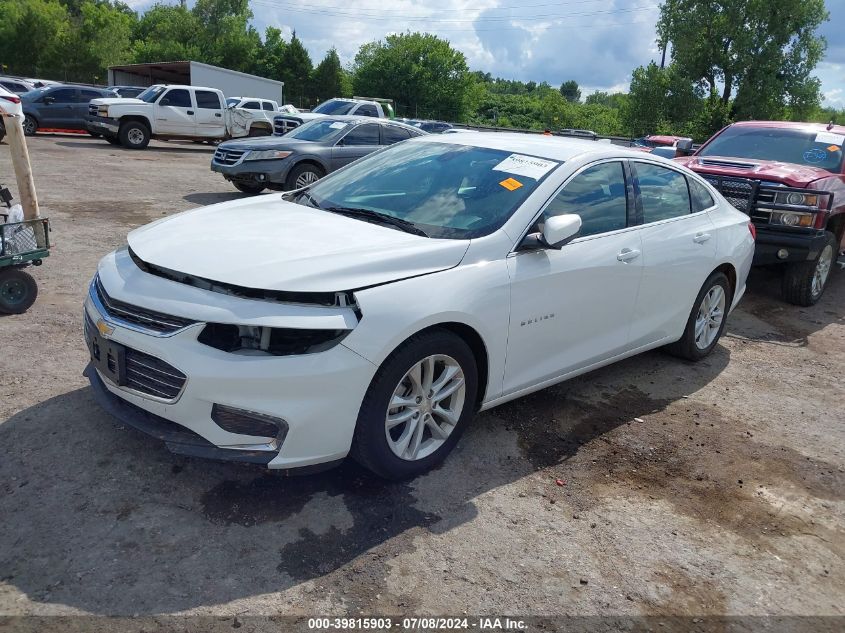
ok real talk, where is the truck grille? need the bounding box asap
[700,175,776,223]
[274,117,302,135]
[94,276,197,335]
[212,148,246,165]
[124,347,187,400]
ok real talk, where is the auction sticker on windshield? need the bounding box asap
[815,131,845,146]
[493,154,559,180]
[329,122,348,129]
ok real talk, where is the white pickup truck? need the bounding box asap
[273,97,393,134]
[85,84,271,149]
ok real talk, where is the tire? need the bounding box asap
[285,163,325,190]
[351,329,478,479]
[0,268,38,314]
[22,114,37,136]
[233,181,265,195]
[118,120,150,149]
[781,231,837,306]
[104,135,121,145]
[666,271,731,361]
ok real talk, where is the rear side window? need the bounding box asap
[342,124,380,146]
[544,161,628,237]
[80,89,102,102]
[635,162,691,222]
[382,125,412,145]
[689,178,715,212]
[47,88,76,103]
[196,91,222,109]
[162,89,192,108]
[356,104,378,117]
[242,101,260,110]
[262,101,275,111]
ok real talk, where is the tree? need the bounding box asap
[132,3,201,63]
[353,32,472,121]
[280,31,313,106]
[657,0,829,119]
[311,48,347,101]
[191,0,261,72]
[0,0,70,78]
[623,62,703,137]
[254,26,286,80]
[559,80,581,103]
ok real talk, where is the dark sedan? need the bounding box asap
[21,84,117,135]
[210,116,426,194]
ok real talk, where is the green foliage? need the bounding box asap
[353,32,472,121]
[279,31,313,106]
[132,4,201,64]
[559,80,581,103]
[253,27,286,80]
[311,49,348,101]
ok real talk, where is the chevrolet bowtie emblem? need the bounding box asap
[96,319,114,337]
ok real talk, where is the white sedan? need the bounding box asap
[0,85,24,143]
[84,133,755,479]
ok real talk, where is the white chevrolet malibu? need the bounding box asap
[84,133,755,478]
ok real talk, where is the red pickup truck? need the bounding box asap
[676,121,844,305]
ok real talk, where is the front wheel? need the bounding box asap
[22,115,37,136]
[0,268,38,314]
[233,181,265,195]
[782,231,837,306]
[285,163,324,190]
[666,271,730,361]
[104,135,121,145]
[351,330,478,479]
[118,121,150,149]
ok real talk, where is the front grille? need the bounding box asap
[273,118,301,135]
[212,148,246,165]
[94,276,197,334]
[701,175,780,223]
[124,347,187,400]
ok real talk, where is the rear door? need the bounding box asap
[627,160,718,347]
[76,89,105,128]
[331,123,380,169]
[194,90,226,137]
[38,87,78,128]
[154,88,196,135]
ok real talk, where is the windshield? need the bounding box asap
[226,98,240,107]
[137,85,166,103]
[300,140,559,239]
[699,126,844,173]
[312,99,357,115]
[286,118,351,142]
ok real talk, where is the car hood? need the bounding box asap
[218,136,316,151]
[679,155,834,187]
[90,97,143,107]
[127,197,469,293]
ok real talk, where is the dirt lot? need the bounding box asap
[0,135,843,623]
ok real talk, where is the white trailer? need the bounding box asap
[107,61,283,103]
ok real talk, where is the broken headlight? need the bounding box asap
[198,323,349,356]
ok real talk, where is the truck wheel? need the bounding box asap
[22,115,37,136]
[105,135,121,145]
[118,121,150,149]
[0,268,38,314]
[233,182,265,195]
[286,163,325,190]
[782,231,837,306]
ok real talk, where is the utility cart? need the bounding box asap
[0,184,50,314]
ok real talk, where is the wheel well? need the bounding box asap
[293,159,326,176]
[826,214,845,246]
[714,262,737,302]
[420,322,489,411]
[119,116,150,131]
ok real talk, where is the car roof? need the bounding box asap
[315,115,422,130]
[728,120,845,135]
[413,131,648,162]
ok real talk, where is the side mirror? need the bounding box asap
[519,214,582,251]
[675,138,694,156]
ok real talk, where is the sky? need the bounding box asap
[128,0,845,106]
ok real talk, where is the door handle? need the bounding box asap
[187,110,194,115]
[214,113,222,117]
[617,248,641,262]
[693,232,712,244]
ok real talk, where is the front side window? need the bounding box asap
[161,89,192,108]
[341,124,380,146]
[302,141,559,239]
[356,104,378,117]
[635,162,691,223]
[196,91,222,109]
[544,161,628,237]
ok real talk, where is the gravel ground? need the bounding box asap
[0,135,843,622]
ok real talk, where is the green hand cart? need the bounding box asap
[0,184,50,314]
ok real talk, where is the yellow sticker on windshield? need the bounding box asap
[828,145,841,152]
[499,177,523,191]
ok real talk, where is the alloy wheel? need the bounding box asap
[127,128,145,146]
[385,354,466,461]
[694,284,725,350]
[811,244,833,299]
[295,171,320,188]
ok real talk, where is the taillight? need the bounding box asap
[0,95,21,104]
[748,222,756,240]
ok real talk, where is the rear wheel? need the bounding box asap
[233,181,265,195]
[351,329,478,479]
[0,268,38,314]
[22,115,37,136]
[118,121,150,149]
[782,231,837,306]
[666,271,730,361]
[285,163,324,190]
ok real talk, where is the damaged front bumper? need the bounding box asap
[85,115,119,136]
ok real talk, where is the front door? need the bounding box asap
[504,160,644,395]
[154,88,196,135]
[331,123,380,169]
[39,88,78,128]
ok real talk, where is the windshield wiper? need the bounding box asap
[324,206,429,237]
